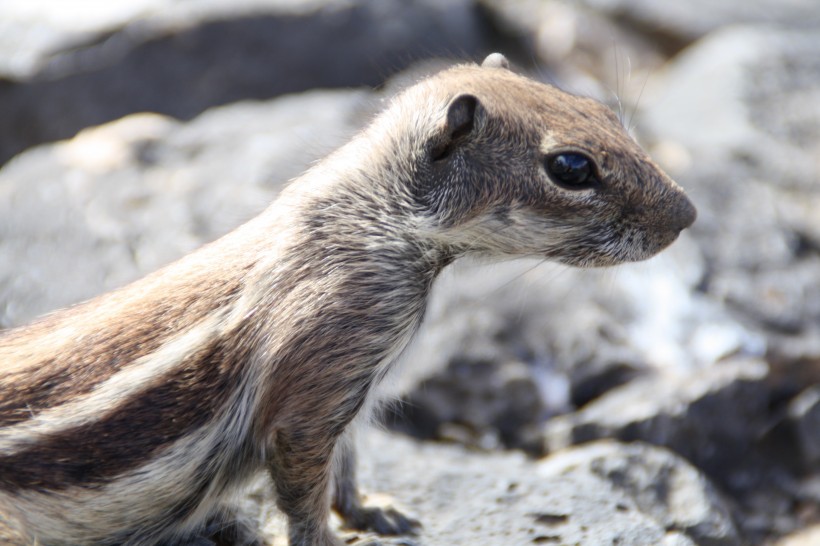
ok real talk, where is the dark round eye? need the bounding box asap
[545,152,598,189]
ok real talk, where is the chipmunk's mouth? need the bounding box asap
[552,222,688,268]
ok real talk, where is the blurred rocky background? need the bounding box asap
[1,0,819,544]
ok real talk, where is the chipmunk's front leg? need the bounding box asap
[268,425,342,546]
[266,385,419,546]
[332,433,420,537]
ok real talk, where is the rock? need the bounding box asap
[252,431,738,546]
[641,26,820,355]
[638,33,820,540]
[536,440,741,546]
[575,0,820,49]
[0,0,486,165]
[385,356,565,453]
[642,27,820,188]
[0,89,370,327]
[543,358,772,491]
[387,235,762,455]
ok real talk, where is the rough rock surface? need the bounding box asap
[246,433,739,546]
[0,90,370,327]
[543,358,771,479]
[1,1,819,545]
[640,27,820,339]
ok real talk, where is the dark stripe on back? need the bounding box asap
[0,277,241,427]
[0,333,248,492]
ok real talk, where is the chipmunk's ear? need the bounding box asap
[481,52,509,69]
[432,94,479,162]
[446,94,478,141]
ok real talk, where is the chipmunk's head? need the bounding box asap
[388,53,695,267]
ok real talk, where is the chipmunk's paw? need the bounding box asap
[340,505,421,537]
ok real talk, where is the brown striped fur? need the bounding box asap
[0,54,695,545]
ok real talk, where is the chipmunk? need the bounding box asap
[0,53,695,545]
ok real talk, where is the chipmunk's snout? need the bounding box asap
[669,193,697,232]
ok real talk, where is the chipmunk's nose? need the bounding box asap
[670,193,697,232]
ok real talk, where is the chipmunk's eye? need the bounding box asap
[545,152,599,189]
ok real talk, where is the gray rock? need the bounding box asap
[385,355,563,453]
[642,27,820,189]
[576,0,820,47]
[251,431,737,546]
[0,0,485,165]
[641,26,820,350]
[536,440,741,546]
[637,32,820,537]
[543,358,772,488]
[387,232,762,455]
[0,89,370,327]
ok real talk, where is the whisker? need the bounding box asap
[628,69,651,133]
[612,41,625,124]
[487,258,550,295]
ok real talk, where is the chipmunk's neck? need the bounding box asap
[253,138,452,298]
[238,162,449,430]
